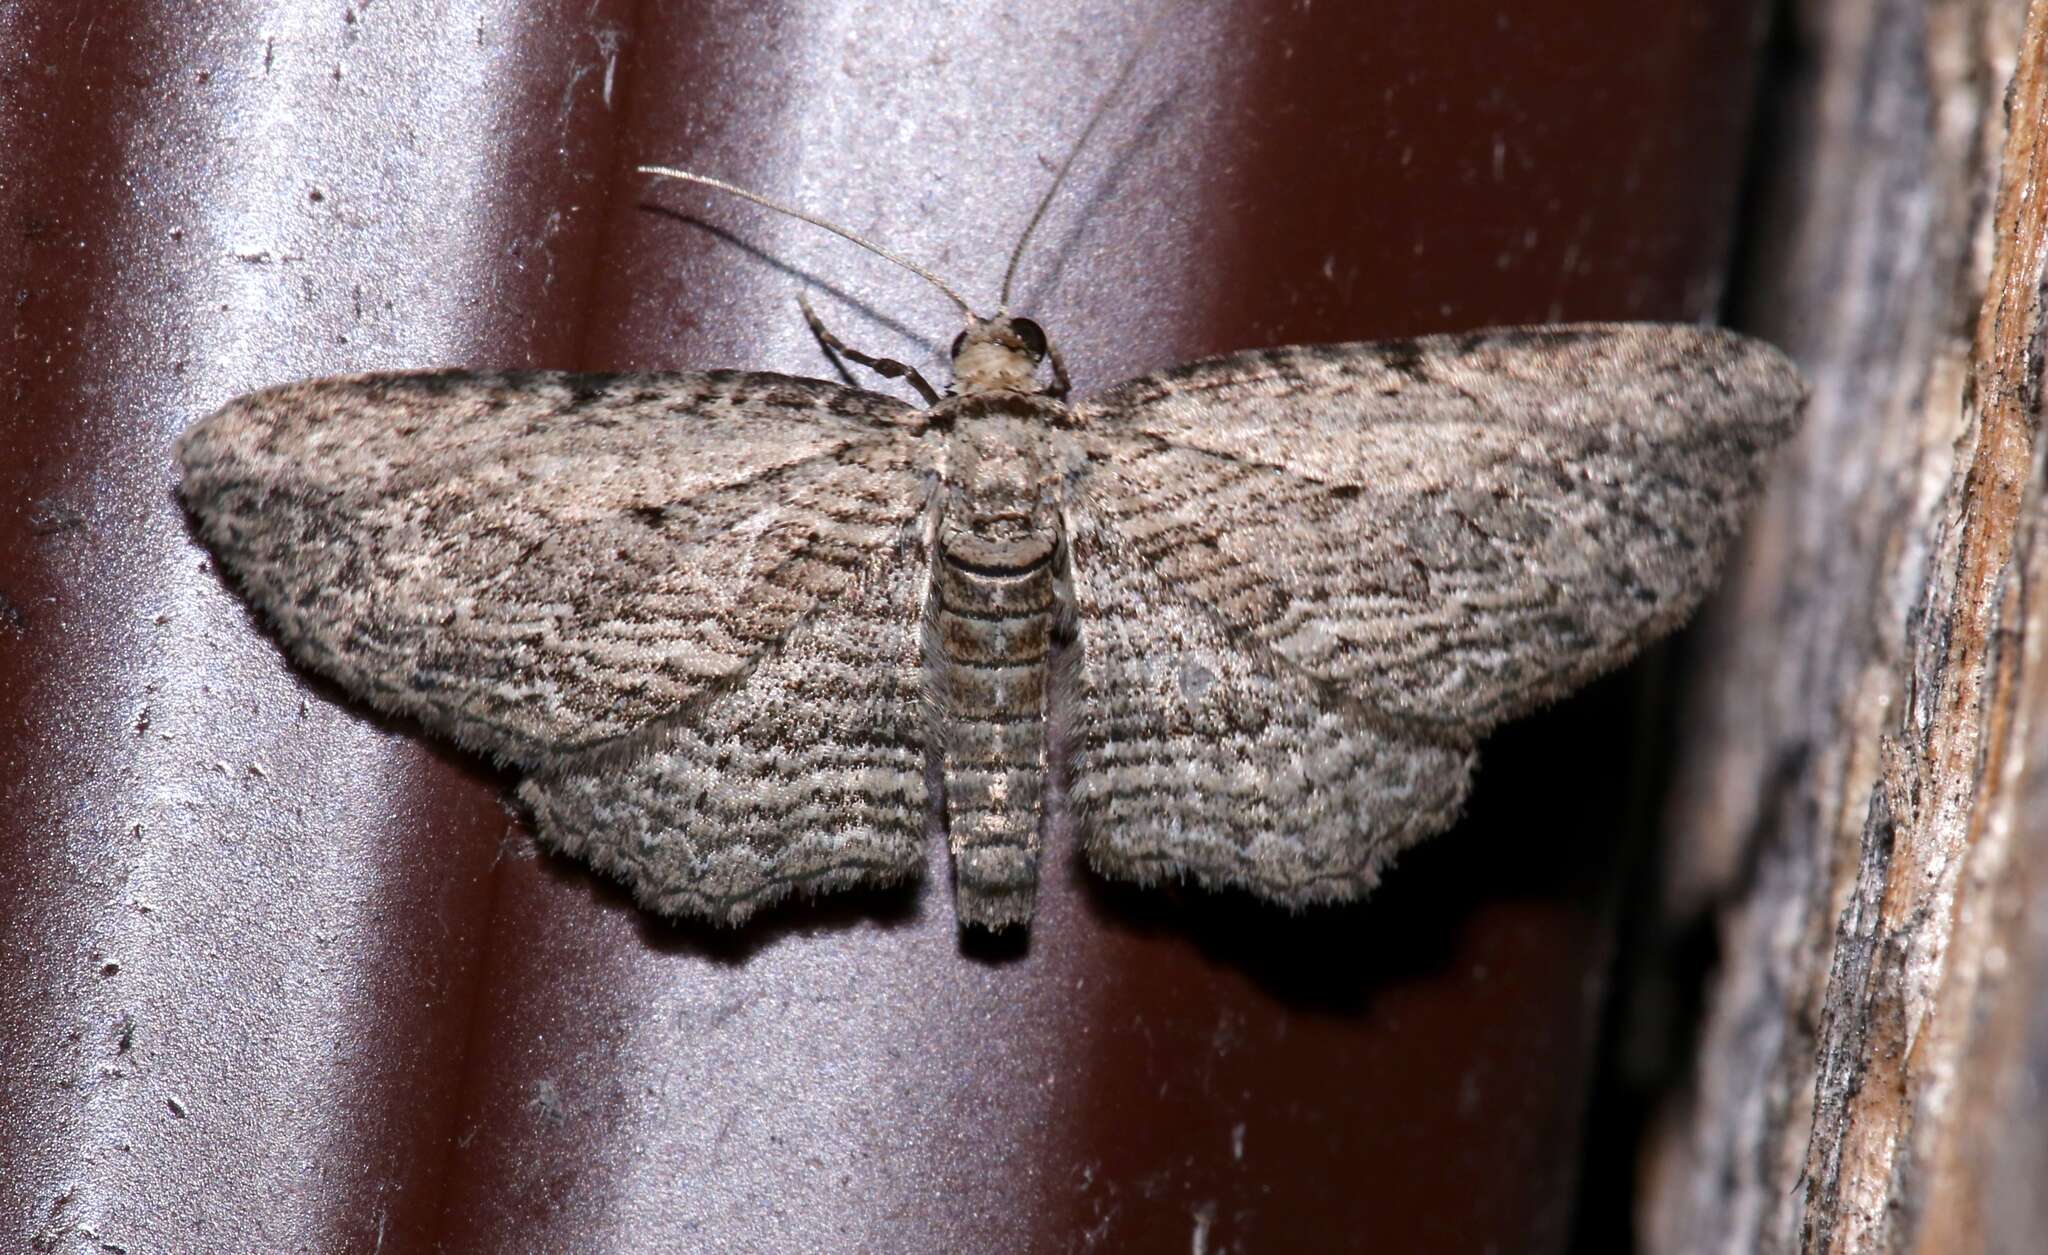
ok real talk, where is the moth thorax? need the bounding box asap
[945,419,1055,531]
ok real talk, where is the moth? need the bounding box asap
[176,167,1804,932]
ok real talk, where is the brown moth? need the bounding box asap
[176,102,1803,933]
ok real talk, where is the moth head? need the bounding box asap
[949,314,1052,397]
[632,167,1073,402]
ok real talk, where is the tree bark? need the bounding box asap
[1644,0,2048,1249]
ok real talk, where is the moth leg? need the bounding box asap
[798,293,942,405]
[1044,340,1071,399]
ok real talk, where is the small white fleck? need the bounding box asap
[529,1077,566,1124]
[1191,1201,1217,1255]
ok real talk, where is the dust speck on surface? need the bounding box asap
[1190,1200,1217,1255]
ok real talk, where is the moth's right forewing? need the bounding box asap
[176,369,932,766]
[1075,325,1805,736]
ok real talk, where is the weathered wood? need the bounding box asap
[1644,0,2048,1249]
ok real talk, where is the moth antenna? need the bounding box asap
[638,166,976,319]
[998,4,1174,311]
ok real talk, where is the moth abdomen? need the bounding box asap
[926,521,1059,930]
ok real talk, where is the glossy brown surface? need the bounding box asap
[1,2,1771,1250]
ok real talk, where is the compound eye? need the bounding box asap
[950,329,968,359]
[1010,317,1048,360]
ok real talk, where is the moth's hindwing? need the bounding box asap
[1060,506,1477,904]
[521,535,932,923]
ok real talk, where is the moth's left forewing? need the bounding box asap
[176,369,933,761]
[178,368,941,926]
